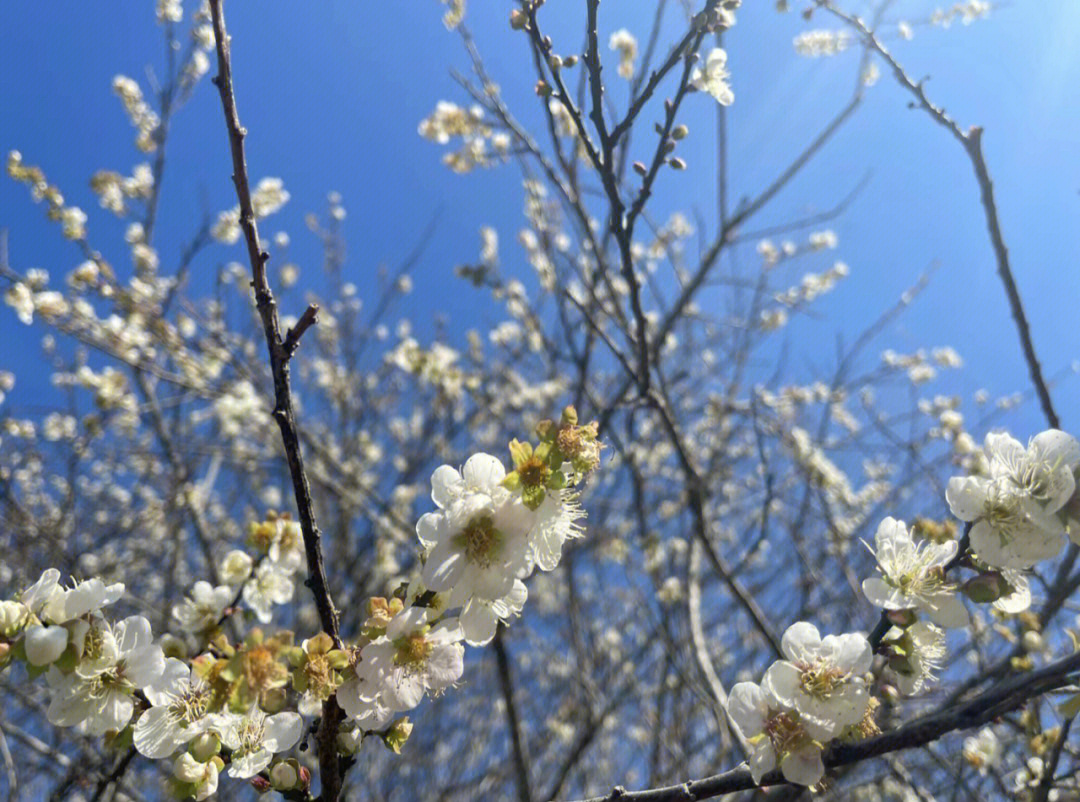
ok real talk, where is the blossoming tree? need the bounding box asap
[2,0,1079,800]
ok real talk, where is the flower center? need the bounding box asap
[518,456,550,488]
[797,661,848,698]
[453,515,502,567]
[168,683,210,725]
[764,710,810,753]
[236,718,266,755]
[393,632,433,668]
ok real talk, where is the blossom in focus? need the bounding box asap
[134,657,217,758]
[218,708,303,779]
[46,615,165,736]
[728,681,825,787]
[761,622,871,741]
[861,517,968,628]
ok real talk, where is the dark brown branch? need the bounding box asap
[494,628,534,802]
[283,303,321,358]
[206,2,344,799]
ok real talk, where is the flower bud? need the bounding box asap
[24,624,69,666]
[668,157,686,170]
[189,732,221,762]
[260,687,288,714]
[962,572,1009,604]
[671,124,689,140]
[249,775,272,793]
[159,633,188,660]
[1023,631,1045,654]
[381,717,413,754]
[0,601,28,637]
[269,761,299,791]
[510,9,527,29]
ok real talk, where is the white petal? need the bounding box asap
[922,593,969,629]
[727,682,767,737]
[422,544,467,592]
[780,744,824,787]
[861,577,909,611]
[264,712,303,752]
[416,512,442,548]
[133,706,186,758]
[460,601,498,646]
[462,453,506,491]
[430,465,463,508]
[24,625,69,666]
[761,661,802,710]
[748,740,776,784]
[780,622,821,662]
[144,657,190,706]
[946,476,988,521]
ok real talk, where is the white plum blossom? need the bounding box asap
[947,476,1065,569]
[20,569,123,626]
[46,616,165,736]
[242,563,294,623]
[172,581,233,633]
[861,517,968,628]
[417,454,534,642]
[728,681,825,787]
[339,606,464,729]
[762,622,871,741]
[608,29,637,79]
[218,708,303,779]
[947,430,1079,569]
[886,621,946,695]
[691,48,734,105]
[134,657,216,758]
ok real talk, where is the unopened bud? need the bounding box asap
[1023,630,1045,654]
[632,161,648,176]
[962,572,1009,604]
[535,80,552,98]
[671,124,689,140]
[269,761,299,791]
[562,54,578,67]
[668,157,687,170]
[260,687,288,714]
[189,732,220,762]
[0,601,27,638]
[381,717,414,754]
[510,9,528,29]
[250,775,272,793]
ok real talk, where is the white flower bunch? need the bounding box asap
[337,408,599,737]
[947,429,1080,569]
[728,623,872,787]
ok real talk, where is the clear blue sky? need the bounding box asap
[1,1,1078,437]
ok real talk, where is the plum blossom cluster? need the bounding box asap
[0,411,600,798]
[729,623,874,786]
[727,428,1080,789]
[335,406,601,737]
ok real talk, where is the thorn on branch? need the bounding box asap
[283,303,320,358]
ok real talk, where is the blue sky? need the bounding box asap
[1,0,1078,437]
